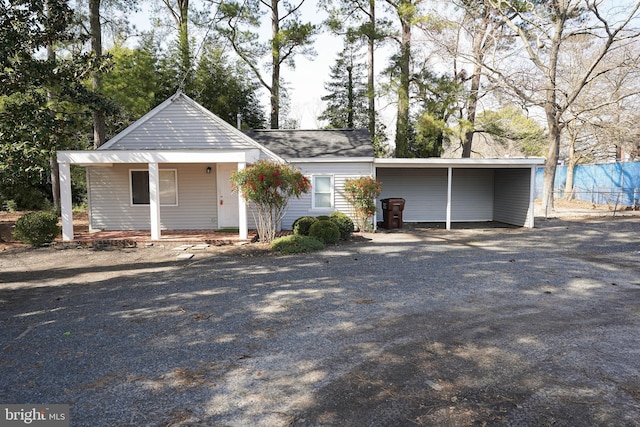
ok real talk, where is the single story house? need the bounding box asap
[57,92,544,241]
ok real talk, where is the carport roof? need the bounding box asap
[374,158,545,168]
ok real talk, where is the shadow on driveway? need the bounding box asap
[1,217,639,426]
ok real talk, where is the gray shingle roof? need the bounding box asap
[245,129,374,159]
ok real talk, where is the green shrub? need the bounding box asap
[309,219,340,245]
[293,216,318,236]
[315,215,331,221]
[2,199,18,212]
[271,234,324,254]
[13,211,61,246]
[329,211,354,240]
[0,186,52,211]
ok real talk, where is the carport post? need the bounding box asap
[238,162,248,240]
[527,166,536,228]
[446,167,452,230]
[59,161,74,241]
[148,162,161,240]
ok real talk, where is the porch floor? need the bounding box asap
[70,229,258,246]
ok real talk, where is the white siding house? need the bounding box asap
[245,129,375,229]
[57,92,282,240]
[57,92,543,241]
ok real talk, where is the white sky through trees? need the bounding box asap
[127,1,395,129]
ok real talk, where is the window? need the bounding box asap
[130,169,178,206]
[312,175,333,209]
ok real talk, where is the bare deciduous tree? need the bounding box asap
[562,36,640,198]
[482,0,640,213]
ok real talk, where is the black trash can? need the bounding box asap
[381,198,405,229]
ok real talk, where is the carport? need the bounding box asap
[374,158,545,229]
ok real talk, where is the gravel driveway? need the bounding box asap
[1,216,639,426]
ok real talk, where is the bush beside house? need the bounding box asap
[13,211,60,246]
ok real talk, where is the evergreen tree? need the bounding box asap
[192,44,266,129]
[0,0,107,208]
[321,0,392,144]
[319,37,389,156]
[411,70,462,157]
[102,39,160,136]
[318,39,369,129]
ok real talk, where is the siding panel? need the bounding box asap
[494,168,531,226]
[88,163,218,230]
[107,99,257,151]
[451,169,494,221]
[280,162,373,229]
[377,168,448,222]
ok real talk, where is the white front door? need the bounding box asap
[216,163,239,228]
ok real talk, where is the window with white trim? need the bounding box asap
[312,175,333,209]
[130,169,178,206]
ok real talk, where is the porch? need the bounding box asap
[56,151,261,242]
[70,229,257,247]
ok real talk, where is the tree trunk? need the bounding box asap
[564,134,577,200]
[367,0,376,141]
[540,12,565,215]
[46,25,60,211]
[462,64,481,158]
[565,159,576,201]
[89,0,105,149]
[462,14,488,158]
[394,17,411,157]
[541,116,561,215]
[50,154,60,212]
[178,3,191,90]
[346,65,354,127]
[270,0,280,129]
[163,0,191,89]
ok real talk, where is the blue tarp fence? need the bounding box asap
[535,162,640,207]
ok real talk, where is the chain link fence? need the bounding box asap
[554,186,640,212]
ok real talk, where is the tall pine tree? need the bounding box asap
[319,37,388,156]
[318,38,369,129]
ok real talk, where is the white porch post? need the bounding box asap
[446,167,452,230]
[148,162,161,240]
[237,162,248,240]
[527,166,536,228]
[59,161,74,241]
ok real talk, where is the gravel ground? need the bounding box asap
[1,216,639,426]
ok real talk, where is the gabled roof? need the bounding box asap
[245,129,375,159]
[99,92,281,160]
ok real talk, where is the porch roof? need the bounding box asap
[57,149,263,165]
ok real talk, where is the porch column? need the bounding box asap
[237,162,248,240]
[526,166,536,228]
[446,167,452,230]
[148,162,161,240]
[59,161,74,241]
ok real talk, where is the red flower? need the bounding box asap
[258,173,264,181]
[274,169,280,177]
[275,179,282,187]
